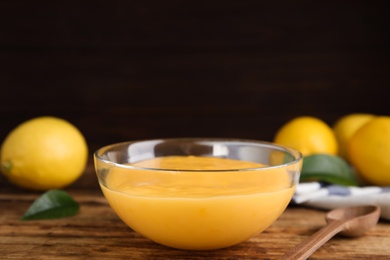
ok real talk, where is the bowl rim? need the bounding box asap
[94,138,303,172]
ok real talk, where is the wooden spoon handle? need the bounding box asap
[281,220,346,260]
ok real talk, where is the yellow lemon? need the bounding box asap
[0,116,88,191]
[333,113,375,161]
[274,116,338,156]
[349,116,390,186]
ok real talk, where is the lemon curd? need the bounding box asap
[100,156,296,250]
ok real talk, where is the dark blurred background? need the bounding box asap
[1,0,389,152]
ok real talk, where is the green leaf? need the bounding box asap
[301,154,359,186]
[21,190,80,221]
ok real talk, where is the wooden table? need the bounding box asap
[1,162,390,259]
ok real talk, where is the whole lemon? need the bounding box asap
[349,116,390,186]
[274,116,338,156]
[333,113,375,161]
[1,116,88,191]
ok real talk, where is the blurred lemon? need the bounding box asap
[333,113,375,161]
[0,116,88,191]
[349,116,390,186]
[274,116,338,156]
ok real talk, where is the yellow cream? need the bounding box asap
[101,156,295,250]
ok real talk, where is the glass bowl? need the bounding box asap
[94,138,302,250]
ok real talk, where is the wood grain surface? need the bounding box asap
[1,163,390,259]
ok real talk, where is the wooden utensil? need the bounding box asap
[281,205,381,260]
